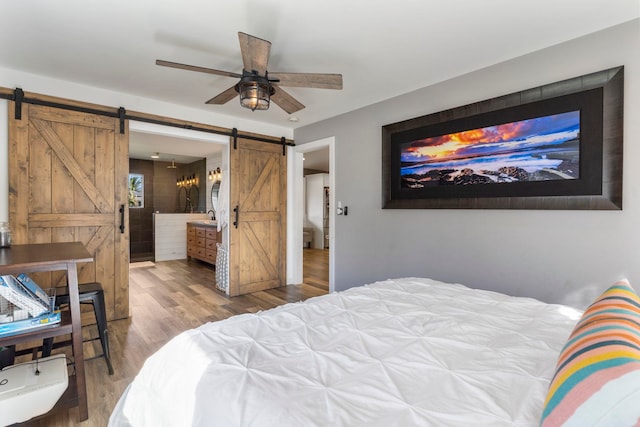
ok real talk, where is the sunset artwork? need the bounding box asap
[400,110,580,189]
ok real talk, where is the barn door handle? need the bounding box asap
[233,205,239,229]
[119,204,125,233]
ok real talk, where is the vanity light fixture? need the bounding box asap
[208,167,222,183]
[177,173,198,187]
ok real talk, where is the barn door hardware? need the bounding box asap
[233,205,239,228]
[119,204,125,233]
[14,88,24,120]
[118,107,126,134]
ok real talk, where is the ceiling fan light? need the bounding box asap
[239,81,271,111]
[237,73,274,111]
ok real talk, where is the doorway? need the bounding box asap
[287,137,335,292]
[128,121,228,264]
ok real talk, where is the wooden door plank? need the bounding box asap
[8,102,30,243]
[73,125,97,213]
[96,128,115,212]
[29,123,53,215]
[240,157,276,211]
[31,118,112,213]
[30,105,116,130]
[51,121,75,215]
[29,213,115,226]
[113,121,130,319]
[243,222,278,278]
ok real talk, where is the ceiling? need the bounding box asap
[128,131,224,163]
[304,148,329,173]
[1,1,638,164]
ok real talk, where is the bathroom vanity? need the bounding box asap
[187,221,221,266]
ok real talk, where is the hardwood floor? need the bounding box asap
[17,249,329,426]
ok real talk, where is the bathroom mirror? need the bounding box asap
[210,182,220,218]
[187,185,199,213]
[177,185,199,212]
[177,187,187,212]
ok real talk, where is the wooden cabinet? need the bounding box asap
[187,223,221,266]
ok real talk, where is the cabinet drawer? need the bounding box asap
[195,247,206,257]
[205,229,217,240]
[205,249,217,262]
[205,239,217,250]
[196,237,205,248]
[187,225,195,236]
[187,235,196,245]
[195,228,206,238]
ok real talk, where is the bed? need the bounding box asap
[108,277,640,426]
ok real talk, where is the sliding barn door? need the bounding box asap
[9,102,130,320]
[228,138,286,296]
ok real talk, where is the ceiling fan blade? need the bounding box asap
[156,59,242,79]
[269,72,343,90]
[238,32,271,75]
[271,85,305,114]
[205,86,238,104]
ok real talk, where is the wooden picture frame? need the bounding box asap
[382,66,623,210]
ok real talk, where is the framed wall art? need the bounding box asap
[382,66,623,210]
[128,173,144,208]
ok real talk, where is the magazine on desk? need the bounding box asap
[0,274,59,338]
[0,310,61,338]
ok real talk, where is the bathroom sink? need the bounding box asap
[193,220,217,225]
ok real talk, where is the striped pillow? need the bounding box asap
[540,280,640,426]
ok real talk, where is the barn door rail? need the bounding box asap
[0,87,295,148]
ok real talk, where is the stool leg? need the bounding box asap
[42,337,54,357]
[91,293,114,375]
[0,345,15,369]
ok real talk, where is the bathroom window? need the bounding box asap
[128,173,144,208]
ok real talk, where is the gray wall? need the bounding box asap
[294,20,640,308]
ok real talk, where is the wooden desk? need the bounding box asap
[0,242,93,421]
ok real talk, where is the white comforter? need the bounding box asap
[109,277,581,427]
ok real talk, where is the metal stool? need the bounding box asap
[43,282,114,375]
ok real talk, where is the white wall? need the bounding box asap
[293,20,640,308]
[0,100,7,222]
[305,173,328,249]
[154,213,208,261]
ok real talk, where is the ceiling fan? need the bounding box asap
[156,32,343,114]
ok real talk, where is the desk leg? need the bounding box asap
[66,262,88,421]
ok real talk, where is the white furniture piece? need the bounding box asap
[109,277,582,427]
[0,354,68,425]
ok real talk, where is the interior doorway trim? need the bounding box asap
[287,136,335,292]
